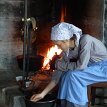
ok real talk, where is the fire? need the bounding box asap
[42,4,66,70]
[42,45,62,70]
[60,3,66,22]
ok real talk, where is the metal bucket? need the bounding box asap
[25,93,57,107]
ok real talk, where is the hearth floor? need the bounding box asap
[0,71,106,107]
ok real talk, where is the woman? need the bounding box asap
[30,22,107,107]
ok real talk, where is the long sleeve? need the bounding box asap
[51,35,107,84]
[67,36,91,70]
[51,70,63,84]
[55,35,92,71]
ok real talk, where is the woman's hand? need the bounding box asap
[30,81,56,102]
[30,93,44,102]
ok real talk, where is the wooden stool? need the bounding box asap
[88,82,107,107]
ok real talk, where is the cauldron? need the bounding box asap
[16,55,44,72]
[25,93,57,107]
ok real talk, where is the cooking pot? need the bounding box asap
[25,93,57,107]
[16,55,44,72]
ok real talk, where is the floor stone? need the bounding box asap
[0,71,107,107]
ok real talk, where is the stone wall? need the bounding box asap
[65,0,104,39]
[0,0,59,80]
[0,0,24,73]
[0,0,106,81]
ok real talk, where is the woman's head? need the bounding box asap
[53,36,76,52]
[51,22,82,51]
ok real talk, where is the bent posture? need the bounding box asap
[30,22,107,107]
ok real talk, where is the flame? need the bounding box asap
[42,45,62,70]
[42,4,66,70]
[60,3,66,22]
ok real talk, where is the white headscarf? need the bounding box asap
[51,22,82,47]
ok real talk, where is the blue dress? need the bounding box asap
[57,59,107,106]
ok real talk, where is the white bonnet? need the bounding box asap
[51,22,82,46]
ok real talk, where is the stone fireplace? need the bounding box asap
[0,0,106,82]
[0,1,107,107]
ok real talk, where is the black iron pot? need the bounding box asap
[25,93,57,107]
[16,55,44,72]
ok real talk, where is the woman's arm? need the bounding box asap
[56,35,92,71]
[30,80,56,102]
[30,70,62,102]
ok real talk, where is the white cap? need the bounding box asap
[51,22,82,46]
